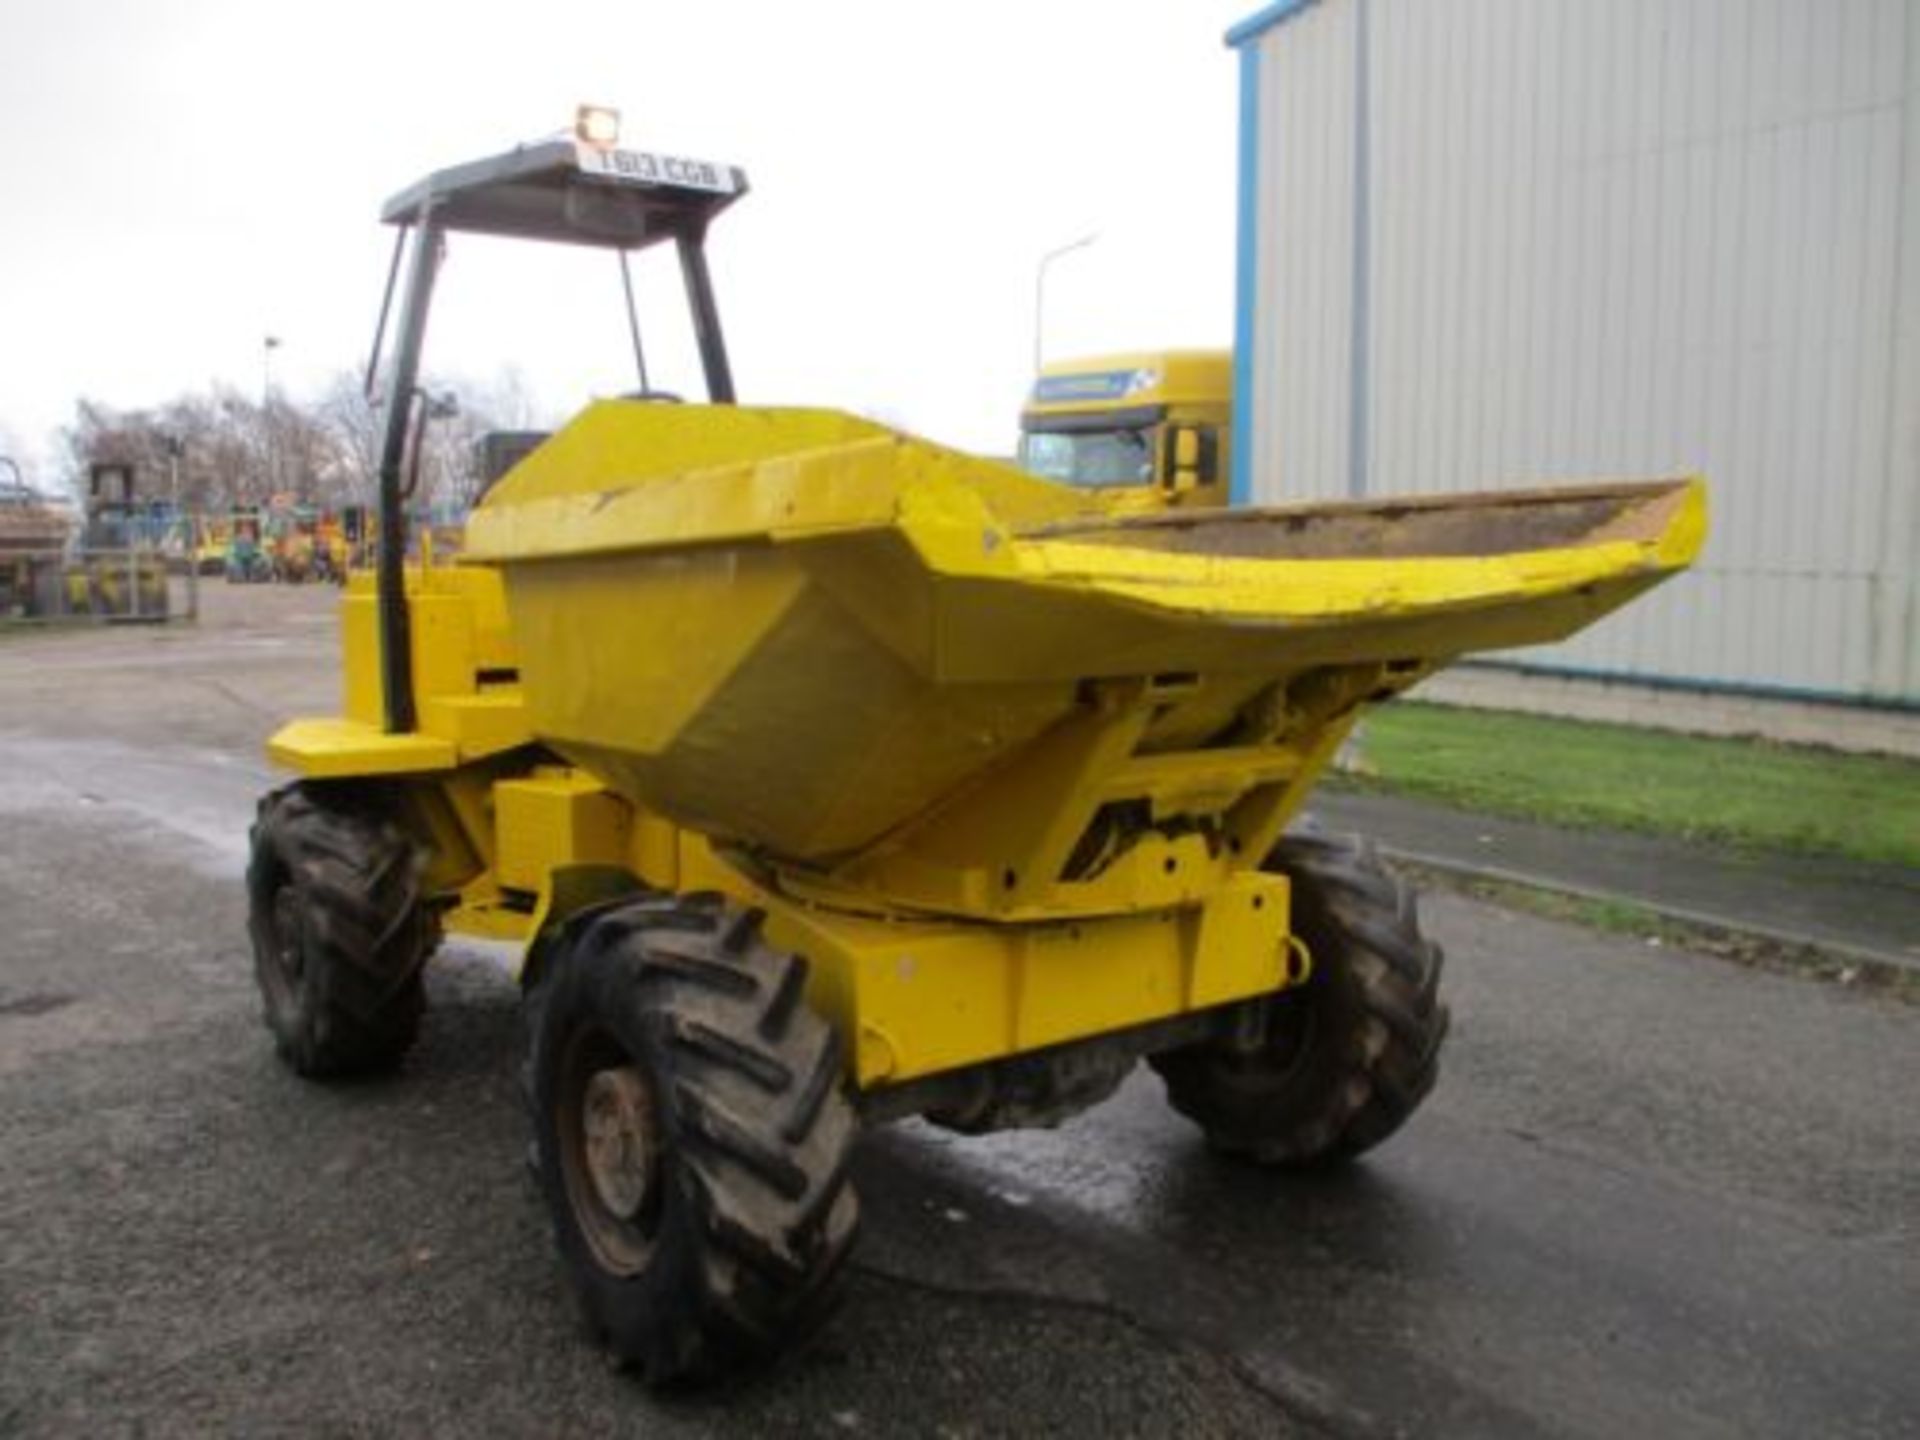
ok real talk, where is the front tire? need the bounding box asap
[524,894,859,1385]
[246,783,438,1077]
[1151,830,1448,1166]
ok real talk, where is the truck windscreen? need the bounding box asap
[1019,428,1153,488]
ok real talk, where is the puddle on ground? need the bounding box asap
[0,991,77,1018]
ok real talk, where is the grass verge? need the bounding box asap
[1339,701,1920,867]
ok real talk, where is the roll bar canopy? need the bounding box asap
[368,136,748,733]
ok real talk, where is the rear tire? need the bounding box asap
[524,894,859,1385]
[246,783,438,1077]
[1151,830,1448,1165]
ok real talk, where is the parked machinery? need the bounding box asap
[0,474,71,618]
[1019,349,1232,513]
[270,508,322,583]
[226,506,273,583]
[248,114,1706,1384]
[194,515,231,576]
[72,462,169,619]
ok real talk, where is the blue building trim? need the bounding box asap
[1229,43,1261,506]
[1225,0,1323,50]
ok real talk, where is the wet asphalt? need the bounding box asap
[1,586,1916,1438]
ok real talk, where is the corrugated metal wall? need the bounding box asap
[1241,0,1920,703]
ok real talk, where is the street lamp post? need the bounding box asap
[163,434,183,506]
[163,433,198,622]
[262,334,282,501]
[1033,233,1098,375]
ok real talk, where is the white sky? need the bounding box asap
[0,0,1254,483]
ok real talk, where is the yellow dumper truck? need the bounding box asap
[252,116,1705,1383]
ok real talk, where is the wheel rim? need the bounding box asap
[582,1067,654,1219]
[557,1027,661,1277]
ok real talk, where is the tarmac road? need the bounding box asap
[2,588,1916,1438]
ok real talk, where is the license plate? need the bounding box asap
[573,144,737,194]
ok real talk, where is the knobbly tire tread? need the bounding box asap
[1151,829,1449,1166]
[246,782,438,1077]
[524,895,859,1386]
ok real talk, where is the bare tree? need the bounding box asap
[318,370,382,504]
[57,363,556,517]
[475,365,543,430]
[416,379,498,511]
[0,422,30,485]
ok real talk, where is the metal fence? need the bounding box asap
[0,544,198,625]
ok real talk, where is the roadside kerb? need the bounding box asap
[1381,842,1917,982]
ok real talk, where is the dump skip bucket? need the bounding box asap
[464,404,1703,862]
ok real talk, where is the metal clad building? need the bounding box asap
[1229,0,1920,708]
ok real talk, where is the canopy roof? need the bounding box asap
[380,138,747,250]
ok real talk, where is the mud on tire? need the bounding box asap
[1151,830,1448,1166]
[524,894,859,1385]
[246,783,438,1077]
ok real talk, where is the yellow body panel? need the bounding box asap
[764,870,1294,1087]
[268,717,455,776]
[420,692,535,759]
[323,750,1299,1088]
[342,567,518,723]
[492,770,631,893]
[266,402,1706,1098]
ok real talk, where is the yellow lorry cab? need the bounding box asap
[1017,349,1232,511]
